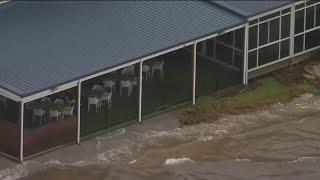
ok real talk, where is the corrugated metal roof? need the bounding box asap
[211,1,293,18]
[0,1,245,97]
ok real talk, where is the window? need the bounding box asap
[260,12,280,22]
[259,22,269,45]
[248,50,257,69]
[281,14,291,38]
[270,18,280,42]
[305,28,320,50]
[317,4,320,27]
[280,39,290,58]
[258,43,279,66]
[282,8,291,14]
[306,6,315,30]
[295,9,305,34]
[295,3,305,10]
[294,35,304,53]
[216,43,233,65]
[235,29,244,49]
[217,32,233,45]
[249,26,258,50]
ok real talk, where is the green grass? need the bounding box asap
[194,77,316,113]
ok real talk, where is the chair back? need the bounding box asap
[33,108,45,116]
[64,106,74,114]
[54,99,64,105]
[92,85,103,91]
[103,80,114,88]
[41,97,51,104]
[120,80,131,87]
[88,97,99,104]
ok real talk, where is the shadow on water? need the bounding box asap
[17,94,320,180]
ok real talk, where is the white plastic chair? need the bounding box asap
[63,106,74,118]
[142,65,151,80]
[100,92,112,108]
[49,109,62,122]
[120,80,132,96]
[33,108,46,125]
[121,66,135,75]
[53,99,64,106]
[88,97,101,112]
[103,80,115,93]
[41,97,52,104]
[152,60,165,79]
[92,84,104,92]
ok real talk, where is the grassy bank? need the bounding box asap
[179,76,317,125]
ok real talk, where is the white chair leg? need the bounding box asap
[88,104,90,112]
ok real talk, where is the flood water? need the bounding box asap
[15,94,320,179]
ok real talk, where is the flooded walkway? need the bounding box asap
[2,94,320,179]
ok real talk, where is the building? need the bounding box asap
[0,0,319,162]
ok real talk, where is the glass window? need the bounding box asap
[249,26,258,50]
[282,8,291,15]
[235,28,244,49]
[259,22,269,45]
[206,38,214,58]
[280,39,290,58]
[295,3,305,10]
[305,28,320,50]
[269,18,280,42]
[217,31,233,45]
[294,35,304,53]
[295,9,305,34]
[216,43,233,65]
[306,6,315,30]
[248,50,257,69]
[260,12,280,22]
[317,4,320,27]
[306,0,318,6]
[258,43,280,66]
[281,14,291,38]
[249,19,258,25]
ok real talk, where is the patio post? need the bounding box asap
[139,61,143,123]
[77,81,81,144]
[243,23,249,85]
[20,102,24,162]
[192,42,197,105]
[289,4,295,59]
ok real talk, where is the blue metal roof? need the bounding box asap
[212,1,293,18]
[0,1,245,97]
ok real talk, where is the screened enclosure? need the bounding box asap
[23,88,78,157]
[142,48,193,116]
[196,28,244,97]
[0,96,20,158]
[80,65,139,137]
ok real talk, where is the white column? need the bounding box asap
[139,61,143,123]
[192,42,197,105]
[290,4,295,58]
[20,102,24,162]
[77,81,81,144]
[243,23,249,85]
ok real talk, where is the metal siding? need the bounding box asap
[0,1,244,96]
[212,1,294,17]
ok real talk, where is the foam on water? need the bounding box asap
[164,157,194,166]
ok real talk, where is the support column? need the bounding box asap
[139,61,143,123]
[77,81,81,144]
[243,23,249,85]
[20,102,24,162]
[192,42,197,105]
[289,4,295,58]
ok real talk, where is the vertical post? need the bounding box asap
[290,4,295,58]
[192,42,197,105]
[139,61,143,123]
[20,102,24,162]
[77,81,81,144]
[243,23,249,85]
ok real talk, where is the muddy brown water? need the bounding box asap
[11,94,320,179]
